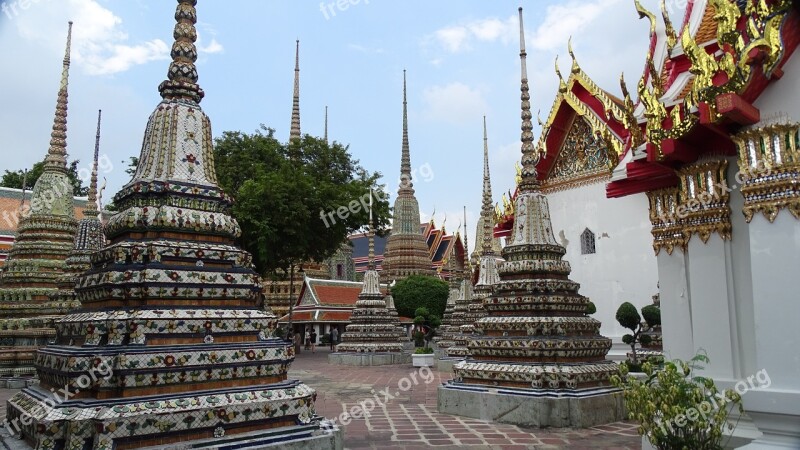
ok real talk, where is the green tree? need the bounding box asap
[412,306,442,348]
[616,301,661,367]
[1,160,88,196]
[213,126,391,276]
[391,275,449,320]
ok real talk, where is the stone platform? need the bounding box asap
[437,383,624,428]
[328,352,410,366]
[435,357,461,373]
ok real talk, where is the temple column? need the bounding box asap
[735,122,800,449]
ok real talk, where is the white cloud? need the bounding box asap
[11,0,222,76]
[348,43,385,54]
[531,0,624,51]
[429,15,517,53]
[422,82,489,125]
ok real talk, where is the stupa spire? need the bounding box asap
[158,0,204,103]
[400,69,413,193]
[481,116,495,255]
[290,39,301,141]
[84,110,101,217]
[43,21,73,172]
[324,105,328,143]
[368,189,375,269]
[463,206,470,278]
[517,7,538,192]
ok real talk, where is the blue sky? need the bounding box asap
[0,0,672,254]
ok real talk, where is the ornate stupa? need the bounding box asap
[438,8,622,428]
[447,120,499,360]
[0,22,79,377]
[6,2,341,448]
[381,71,435,281]
[445,216,475,359]
[48,110,105,311]
[331,196,407,365]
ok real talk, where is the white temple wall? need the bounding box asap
[753,50,800,120]
[547,181,658,342]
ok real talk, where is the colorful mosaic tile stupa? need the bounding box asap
[446,119,499,359]
[442,219,473,358]
[0,22,79,378]
[381,71,436,281]
[333,203,405,359]
[439,8,622,428]
[6,2,340,449]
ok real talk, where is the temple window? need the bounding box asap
[581,228,596,255]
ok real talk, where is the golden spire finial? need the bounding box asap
[568,36,580,74]
[555,55,567,93]
[634,0,657,38]
[660,0,677,52]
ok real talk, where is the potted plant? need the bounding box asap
[616,301,661,372]
[611,353,743,450]
[412,347,435,367]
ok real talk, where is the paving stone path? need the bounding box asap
[0,348,642,449]
[292,348,641,449]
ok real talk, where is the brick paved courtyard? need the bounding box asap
[0,349,641,449]
[292,348,641,449]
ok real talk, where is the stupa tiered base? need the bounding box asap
[329,350,410,366]
[438,378,624,428]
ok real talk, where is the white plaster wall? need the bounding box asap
[547,181,658,341]
[753,49,800,120]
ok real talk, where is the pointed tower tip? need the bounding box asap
[43,21,74,172]
[158,0,204,103]
[517,6,538,191]
[399,69,412,192]
[84,109,102,215]
[290,40,301,141]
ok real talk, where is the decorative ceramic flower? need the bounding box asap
[164,355,176,366]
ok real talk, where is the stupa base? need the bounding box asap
[1,421,343,450]
[328,352,410,366]
[435,357,463,373]
[437,382,624,428]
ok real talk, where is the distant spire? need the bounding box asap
[324,105,328,143]
[19,170,28,209]
[84,110,101,216]
[158,1,204,103]
[399,70,413,193]
[481,116,495,255]
[43,21,73,173]
[290,40,301,141]
[368,188,375,269]
[517,7,538,192]
[463,206,470,278]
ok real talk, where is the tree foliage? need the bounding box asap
[1,160,88,196]
[213,126,391,275]
[391,275,449,320]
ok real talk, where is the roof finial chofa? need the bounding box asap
[158,0,204,103]
[517,7,538,192]
[43,21,73,173]
[290,40,301,141]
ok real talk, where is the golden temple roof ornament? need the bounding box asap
[634,0,657,39]
[660,0,678,54]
